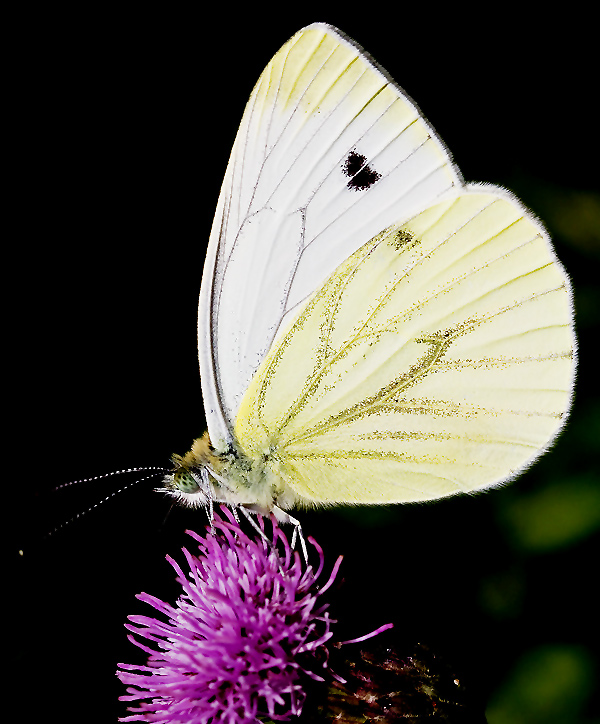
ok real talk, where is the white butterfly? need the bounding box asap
[163,23,576,528]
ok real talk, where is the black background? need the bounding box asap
[11,5,598,723]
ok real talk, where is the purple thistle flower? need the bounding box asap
[117,508,342,723]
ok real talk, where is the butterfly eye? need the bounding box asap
[173,469,201,494]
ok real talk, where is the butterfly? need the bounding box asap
[162,23,575,530]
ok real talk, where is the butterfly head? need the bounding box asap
[160,432,220,508]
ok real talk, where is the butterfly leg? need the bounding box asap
[271,506,308,563]
[237,505,272,548]
[199,467,215,528]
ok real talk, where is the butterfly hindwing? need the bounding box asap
[235,189,574,504]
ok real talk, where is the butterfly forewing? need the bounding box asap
[199,24,460,447]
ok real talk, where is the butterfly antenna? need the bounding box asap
[47,472,165,538]
[53,467,169,492]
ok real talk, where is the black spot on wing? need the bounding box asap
[342,150,381,191]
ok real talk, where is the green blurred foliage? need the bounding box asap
[486,645,597,724]
[498,475,600,553]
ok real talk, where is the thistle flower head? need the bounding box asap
[117,508,342,723]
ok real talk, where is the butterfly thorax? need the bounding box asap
[162,432,295,513]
